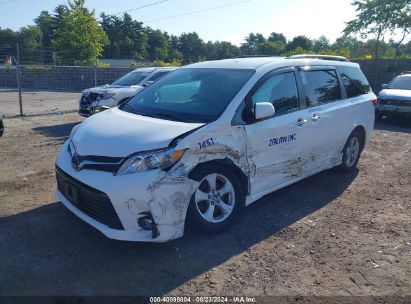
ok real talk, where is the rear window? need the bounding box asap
[340,66,371,98]
[300,69,341,106]
[112,71,150,86]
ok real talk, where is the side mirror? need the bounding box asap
[381,84,388,89]
[143,81,155,87]
[255,102,275,120]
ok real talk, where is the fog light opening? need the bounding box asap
[138,212,160,239]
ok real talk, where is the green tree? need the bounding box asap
[241,33,265,54]
[343,0,392,60]
[214,41,240,59]
[257,40,285,55]
[0,27,18,49]
[287,35,313,52]
[268,32,287,44]
[53,7,108,65]
[313,35,330,52]
[100,13,148,59]
[34,11,55,51]
[147,29,169,61]
[387,0,411,58]
[19,26,42,49]
[177,32,206,64]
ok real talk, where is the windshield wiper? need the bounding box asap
[120,102,137,113]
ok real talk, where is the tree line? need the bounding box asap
[0,0,410,66]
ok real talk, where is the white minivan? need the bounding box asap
[56,56,376,242]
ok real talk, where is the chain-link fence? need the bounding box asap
[1,56,411,117]
[0,63,134,117]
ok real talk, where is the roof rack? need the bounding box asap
[233,55,273,58]
[286,54,349,62]
[400,71,411,75]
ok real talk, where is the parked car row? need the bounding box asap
[58,55,377,242]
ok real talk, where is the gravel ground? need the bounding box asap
[0,113,410,299]
[0,90,80,117]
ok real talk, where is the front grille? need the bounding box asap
[380,99,411,107]
[56,166,124,230]
[67,143,123,173]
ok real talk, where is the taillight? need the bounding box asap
[371,99,378,107]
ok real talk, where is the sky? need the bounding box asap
[0,0,358,45]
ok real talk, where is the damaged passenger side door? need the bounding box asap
[243,67,321,198]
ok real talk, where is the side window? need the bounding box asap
[251,72,299,117]
[300,69,341,107]
[339,66,371,98]
[147,71,170,82]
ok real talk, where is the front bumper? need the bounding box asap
[376,104,411,118]
[55,141,196,242]
[79,95,117,117]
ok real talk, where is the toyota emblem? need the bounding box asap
[71,156,81,170]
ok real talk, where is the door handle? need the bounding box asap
[311,114,321,122]
[296,118,308,126]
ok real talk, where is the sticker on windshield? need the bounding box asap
[269,133,296,147]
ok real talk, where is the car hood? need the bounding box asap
[82,85,144,95]
[379,89,411,100]
[71,107,204,157]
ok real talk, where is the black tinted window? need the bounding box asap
[340,66,371,98]
[252,72,299,116]
[300,69,341,106]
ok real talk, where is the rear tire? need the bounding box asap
[339,130,364,173]
[187,164,245,233]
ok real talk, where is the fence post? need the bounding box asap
[94,63,97,87]
[16,43,23,116]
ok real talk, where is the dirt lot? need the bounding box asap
[0,113,410,298]
[0,90,80,116]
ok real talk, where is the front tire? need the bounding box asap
[339,130,363,172]
[187,164,245,233]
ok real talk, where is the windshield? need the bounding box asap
[119,68,255,123]
[112,71,151,86]
[388,76,411,90]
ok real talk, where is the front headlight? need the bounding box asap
[116,147,186,175]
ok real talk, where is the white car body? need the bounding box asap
[56,57,376,242]
[376,74,411,118]
[79,67,178,116]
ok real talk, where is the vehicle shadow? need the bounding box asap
[374,117,411,134]
[32,122,80,143]
[0,168,358,296]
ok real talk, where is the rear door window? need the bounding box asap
[339,66,371,98]
[299,69,341,107]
